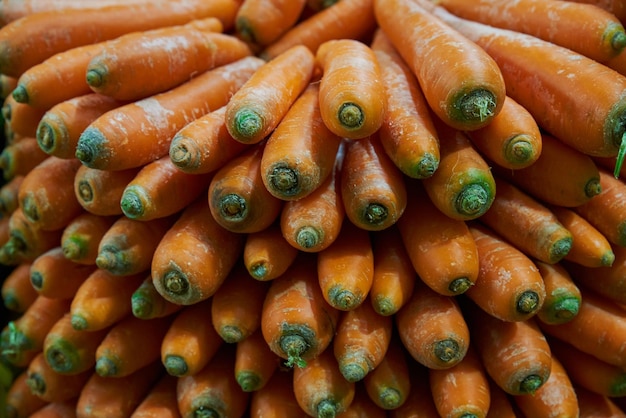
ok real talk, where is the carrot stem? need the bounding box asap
[434,339,462,364]
[506,134,535,165]
[232,108,264,141]
[85,68,104,88]
[338,102,364,130]
[119,190,145,219]
[267,165,299,197]
[364,203,388,225]
[520,374,543,395]
[610,23,626,51]
[454,88,497,123]
[517,291,541,315]
[317,400,339,418]
[296,226,323,250]
[455,183,491,217]
[163,268,189,296]
[280,334,308,368]
[550,297,580,322]
[163,356,188,376]
[75,129,106,166]
[219,194,247,220]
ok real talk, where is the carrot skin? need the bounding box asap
[0,136,48,181]
[2,207,63,265]
[73,165,141,217]
[243,221,299,281]
[249,369,309,418]
[234,0,307,47]
[29,246,96,299]
[535,261,582,325]
[1,262,38,313]
[363,336,411,410]
[60,212,118,265]
[130,373,181,418]
[234,328,281,392]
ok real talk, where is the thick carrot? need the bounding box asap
[130,373,180,418]
[465,95,542,170]
[317,219,374,311]
[4,370,48,418]
[36,93,126,160]
[249,369,309,418]
[466,223,547,322]
[363,335,411,410]
[333,300,393,383]
[243,220,299,281]
[25,351,91,402]
[73,165,141,217]
[0,174,22,215]
[69,269,146,332]
[428,345,491,418]
[75,56,265,171]
[576,384,626,418]
[151,195,245,306]
[235,0,307,47]
[388,360,440,418]
[421,121,496,221]
[316,38,386,140]
[0,0,243,77]
[374,0,506,131]
[397,180,479,296]
[160,298,222,377]
[293,346,356,417]
[234,328,281,392]
[479,176,573,264]
[131,277,183,320]
[60,212,118,265]
[2,95,47,139]
[534,261,582,326]
[29,246,96,299]
[208,142,284,234]
[0,136,47,180]
[370,29,440,179]
[261,253,340,368]
[225,45,314,144]
[1,262,37,313]
[211,262,269,343]
[260,82,342,201]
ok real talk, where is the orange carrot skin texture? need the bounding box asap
[234,328,281,392]
[1,262,37,313]
[338,382,387,418]
[0,173,19,215]
[374,0,506,131]
[131,277,183,320]
[4,370,49,418]
[73,165,141,217]
[25,351,92,402]
[577,384,626,418]
[250,369,309,418]
[388,361,440,418]
[30,399,80,418]
[130,373,181,418]
[2,206,63,265]
[316,39,386,140]
[0,136,48,181]
[29,246,96,299]
[60,212,118,265]
[2,95,47,139]
[235,0,307,47]
[75,56,265,171]
[486,382,518,418]
[466,224,546,322]
[243,221,299,281]
[363,336,411,410]
[534,261,581,326]
[225,45,314,144]
[160,298,223,377]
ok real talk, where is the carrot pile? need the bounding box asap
[2,0,626,416]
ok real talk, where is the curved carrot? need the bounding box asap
[243,221,299,281]
[130,373,180,418]
[73,165,141,216]
[60,212,118,265]
[29,246,96,299]
[4,370,48,418]
[235,0,307,47]
[2,206,63,265]
[249,369,309,418]
[1,262,37,313]
[534,261,581,326]
[225,45,314,144]
[25,351,91,402]
[131,277,183,320]
[0,136,47,181]
[234,328,281,392]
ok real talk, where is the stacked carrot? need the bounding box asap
[2,0,626,416]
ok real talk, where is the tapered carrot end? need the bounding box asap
[169,137,198,171]
[548,237,573,264]
[248,262,268,280]
[95,356,118,377]
[62,236,87,261]
[75,127,108,167]
[337,102,365,132]
[24,373,45,397]
[377,387,404,410]
[218,325,244,344]
[601,251,616,267]
[29,271,42,290]
[317,400,340,418]
[519,374,545,395]
[11,84,27,104]
[20,193,40,223]
[2,293,21,312]
[236,372,262,392]
[70,314,88,331]
[85,66,106,89]
[230,108,264,143]
[36,118,67,156]
[120,188,147,219]
[163,354,189,377]
[339,361,368,383]
[585,178,602,199]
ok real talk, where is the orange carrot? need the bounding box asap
[0,73,17,98]
[374,0,506,131]
[363,335,411,410]
[4,370,48,418]
[234,328,281,392]
[486,382,518,418]
[25,351,92,402]
[60,212,118,265]
[160,298,222,377]
[29,246,96,299]
[2,95,47,139]
[131,277,183,321]
[151,196,245,306]
[479,176,573,264]
[73,165,141,217]
[235,0,307,47]
[466,223,547,322]
[261,253,341,368]
[225,45,314,144]
[242,220,299,281]
[317,219,374,311]
[338,382,387,418]
[395,279,470,370]
[388,360,440,418]
[397,180,479,296]
[1,262,37,313]
[577,384,626,418]
[249,369,309,418]
[260,82,342,201]
[0,136,47,180]
[75,56,265,171]
[29,398,79,418]
[534,261,582,326]
[0,174,22,215]
[130,373,180,418]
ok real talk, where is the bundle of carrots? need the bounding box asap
[2,0,626,416]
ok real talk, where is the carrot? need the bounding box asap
[370,29,440,179]
[4,370,48,418]
[17,156,82,231]
[235,0,307,47]
[36,93,126,160]
[29,399,79,418]
[25,351,91,402]
[95,314,173,378]
[249,369,309,418]
[225,45,314,144]
[466,223,547,322]
[73,165,141,217]
[479,176,573,264]
[261,253,341,368]
[69,269,146,331]
[279,145,345,252]
[421,121,496,221]
[534,261,582,326]
[260,0,377,60]
[86,25,250,102]
[0,174,22,216]
[0,73,17,98]
[395,278,469,371]
[60,212,118,265]
[428,345,491,418]
[0,0,243,77]
[1,262,37,313]
[176,345,250,418]
[151,196,245,306]
[131,277,183,320]
[76,361,163,418]
[363,335,411,410]
[486,386,518,418]
[2,95,47,139]
[374,0,506,131]
[160,298,222,378]
[576,384,626,418]
[130,373,180,418]
[333,299,393,383]
[388,361,440,418]
[76,56,265,171]
[317,219,375,311]
[29,246,96,299]
[338,382,387,418]
[397,180,479,296]
[234,328,281,392]
[260,82,342,201]
[369,225,416,316]
[208,142,284,234]
[464,302,553,396]
[243,220,299,281]
[0,136,47,181]
[293,346,356,417]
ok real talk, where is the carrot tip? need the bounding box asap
[455,183,492,218]
[2,294,20,312]
[218,325,244,344]
[295,226,322,250]
[169,138,197,169]
[339,362,368,382]
[519,374,544,395]
[434,339,463,366]
[235,17,257,45]
[11,84,28,104]
[317,399,339,418]
[378,388,403,410]
[456,88,497,125]
[163,354,189,377]
[549,237,573,264]
[248,262,268,280]
[585,178,602,198]
[45,341,80,373]
[20,193,40,223]
[363,203,388,227]
[218,193,248,222]
[70,315,88,331]
[131,295,153,319]
[76,180,94,204]
[267,165,300,197]
[611,29,626,52]
[95,356,118,377]
[62,237,87,260]
[191,405,220,418]
[232,108,264,142]
[506,135,535,166]
[516,291,541,315]
[29,271,43,290]
[337,102,364,130]
[236,372,262,392]
[551,297,580,322]
[162,268,190,297]
[120,188,147,219]
[601,250,616,267]
[85,67,105,88]
[25,373,45,396]
[372,297,396,316]
[448,277,473,295]
[280,335,309,368]
[413,153,439,179]
[75,127,107,166]
[327,286,361,310]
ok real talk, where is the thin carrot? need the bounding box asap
[1,262,37,313]
[73,165,141,216]
[576,384,626,418]
[242,220,299,281]
[151,195,245,306]
[235,0,307,47]
[60,212,118,265]
[466,223,547,322]
[2,95,47,139]
[260,82,342,201]
[0,136,47,181]
[0,174,22,216]
[293,346,356,417]
[225,45,314,144]
[211,262,269,343]
[234,328,281,392]
[208,142,284,234]
[249,369,309,418]
[261,252,340,368]
[479,176,573,264]
[131,277,183,320]
[333,299,393,383]
[338,382,387,418]
[317,219,375,311]
[374,0,506,131]
[534,261,582,326]
[75,56,265,171]
[25,351,91,402]
[370,29,440,179]
[397,180,479,296]
[4,370,48,418]
[160,298,223,377]
[388,360,440,418]
[130,373,180,418]
[29,246,96,299]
